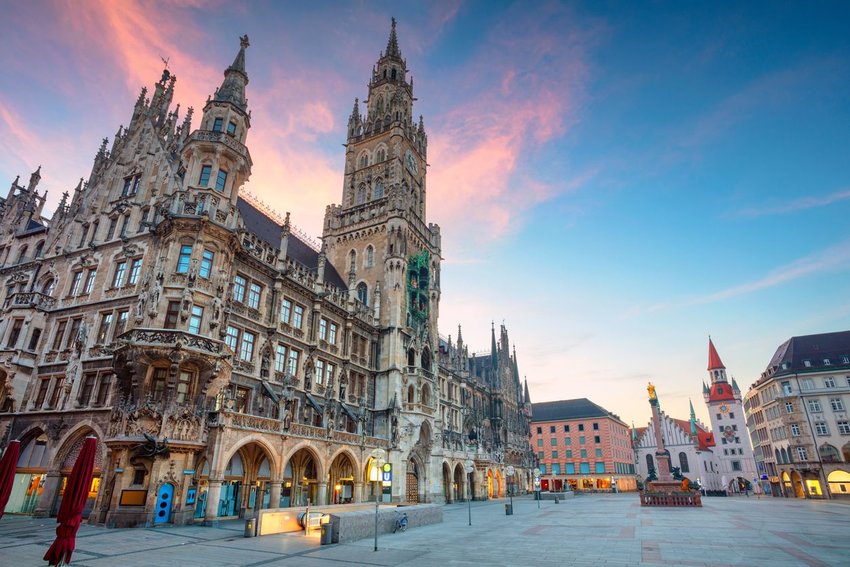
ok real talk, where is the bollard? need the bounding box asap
[505,503,513,516]
[244,518,256,538]
[555,495,559,504]
[320,523,334,545]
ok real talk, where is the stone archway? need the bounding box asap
[454,463,465,502]
[442,462,452,503]
[5,428,50,515]
[328,452,356,504]
[828,469,850,496]
[487,469,494,498]
[283,447,320,507]
[791,471,805,498]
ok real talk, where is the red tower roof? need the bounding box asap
[708,382,736,402]
[708,338,725,370]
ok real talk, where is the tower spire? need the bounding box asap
[689,399,697,436]
[215,34,250,112]
[708,337,725,370]
[386,17,401,58]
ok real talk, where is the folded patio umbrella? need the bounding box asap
[44,436,97,565]
[0,440,21,519]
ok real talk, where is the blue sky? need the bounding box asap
[1,1,848,427]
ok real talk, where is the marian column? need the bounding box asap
[647,383,673,483]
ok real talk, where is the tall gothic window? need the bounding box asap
[678,452,690,473]
[356,282,368,305]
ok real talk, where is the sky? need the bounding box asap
[1,1,849,429]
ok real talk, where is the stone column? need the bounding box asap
[268,481,282,509]
[353,481,363,503]
[204,480,222,525]
[317,481,328,505]
[33,470,61,517]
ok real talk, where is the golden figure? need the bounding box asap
[647,382,657,401]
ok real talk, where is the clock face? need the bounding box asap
[405,150,418,174]
[719,404,729,414]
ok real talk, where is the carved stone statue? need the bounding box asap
[209,296,222,328]
[147,272,164,316]
[180,287,193,321]
[74,319,88,353]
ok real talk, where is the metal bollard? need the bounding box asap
[244,518,256,537]
[505,503,513,515]
[555,495,559,504]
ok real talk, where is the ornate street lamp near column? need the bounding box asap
[506,465,515,515]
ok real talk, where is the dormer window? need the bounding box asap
[215,169,228,191]
[227,121,237,135]
[199,165,212,187]
[824,359,831,366]
[213,117,223,132]
[803,360,812,368]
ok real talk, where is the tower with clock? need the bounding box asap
[703,338,759,492]
[322,19,442,502]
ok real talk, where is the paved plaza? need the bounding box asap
[1,494,849,566]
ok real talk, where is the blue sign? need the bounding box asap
[382,471,392,482]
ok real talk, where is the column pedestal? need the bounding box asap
[204,480,222,526]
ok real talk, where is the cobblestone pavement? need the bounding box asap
[1,494,849,566]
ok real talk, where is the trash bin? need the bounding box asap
[320,523,333,545]
[555,495,559,504]
[504,503,513,516]
[244,518,256,538]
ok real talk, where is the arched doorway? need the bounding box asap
[453,463,465,502]
[442,462,452,503]
[219,453,244,517]
[328,452,355,504]
[791,471,805,498]
[284,448,319,506]
[828,470,850,496]
[6,430,50,514]
[55,432,103,519]
[487,469,494,498]
[782,471,792,496]
[193,459,210,520]
[495,470,503,497]
[406,460,420,503]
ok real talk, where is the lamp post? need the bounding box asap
[506,465,515,515]
[464,458,474,526]
[370,448,384,552]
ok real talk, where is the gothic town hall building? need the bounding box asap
[0,23,534,527]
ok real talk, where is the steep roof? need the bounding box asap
[708,382,736,402]
[236,198,347,289]
[763,331,850,378]
[531,398,623,425]
[708,338,725,370]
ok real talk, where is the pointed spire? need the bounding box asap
[631,422,638,442]
[27,166,42,192]
[731,376,740,392]
[689,399,698,436]
[385,17,401,59]
[702,381,709,395]
[490,320,498,368]
[215,35,250,112]
[456,324,463,345]
[708,337,725,370]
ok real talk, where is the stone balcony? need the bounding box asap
[3,291,56,311]
[116,328,230,358]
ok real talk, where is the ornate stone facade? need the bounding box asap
[0,22,533,527]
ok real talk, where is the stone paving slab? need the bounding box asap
[2,494,850,566]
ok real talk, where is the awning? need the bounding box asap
[340,403,359,422]
[260,381,279,404]
[305,393,323,415]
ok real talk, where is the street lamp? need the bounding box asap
[506,465,515,515]
[464,458,475,526]
[370,448,385,552]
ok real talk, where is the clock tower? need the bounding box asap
[322,18,442,502]
[703,338,758,492]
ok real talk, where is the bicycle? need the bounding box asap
[393,510,408,533]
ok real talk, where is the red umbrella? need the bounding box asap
[44,436,97,566]
[0,440,21,520]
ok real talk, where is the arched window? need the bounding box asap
[356,184,367,204]
[421,383,431,407]
[645,453,655,473]
[775,448,782,464]
[391,68,397,80]
[365,245,374,268]
[34,241,44,258]
[820,444,841,463]
[359,153,368,169]
[356,282,368,305]
[348,250,356,272]
[407,348,415,367]
[421,348,431,370]
[41,277,56,296]
[407,384,415,404]
[16,246,28,264]
[678,452,690,473]
[376,148,386,162]
[373,179,384,199]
